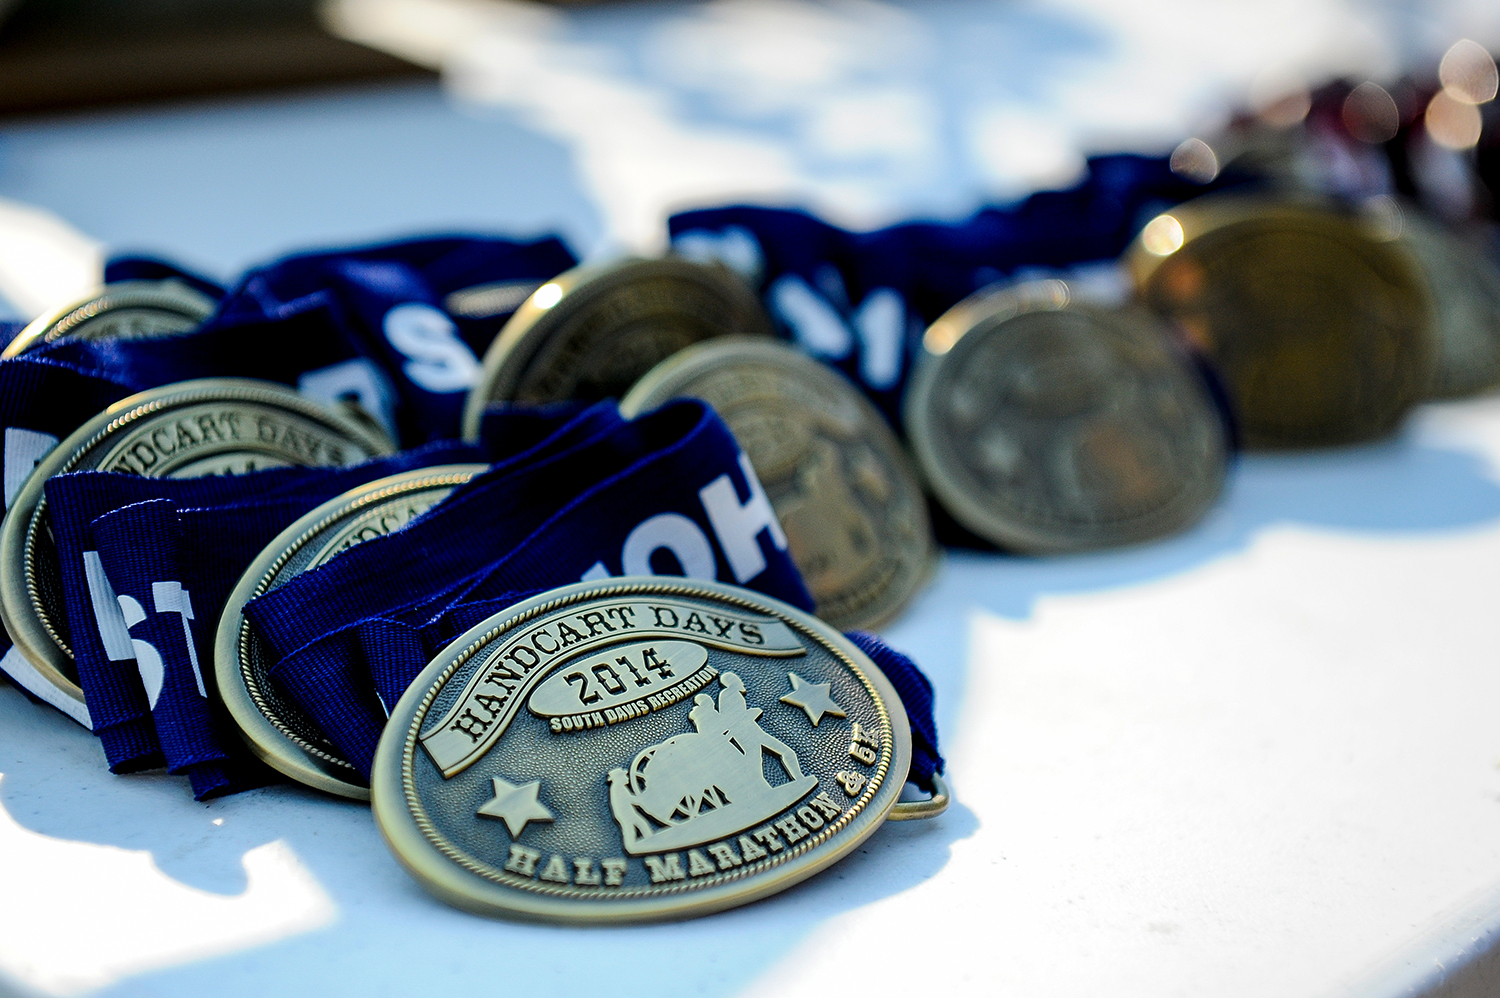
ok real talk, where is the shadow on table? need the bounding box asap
[884,424,1500,745]
[0,676,977,998]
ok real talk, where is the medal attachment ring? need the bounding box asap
[888,773,950,821]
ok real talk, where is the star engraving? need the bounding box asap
[476,776,554,837]
[779,672,847,726]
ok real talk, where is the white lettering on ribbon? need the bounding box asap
[297,357,398,438]
[672,225,764,284]
[152,581,205,699]
[699,453,787,584]
[81,553,203,709]
[115,594,164,710]
[770,274,852,359]
[4,427,58,509]
[853,287,905,390]
[576,453,786,586]
[383,302,480,393]
[82,551,134,661]
[620,513,716,579]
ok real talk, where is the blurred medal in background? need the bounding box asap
[1,279,216,358]
[622,338,935,630]
[1128,198,1433,449]
[1378,200,1500,398]
[461,257,774,438]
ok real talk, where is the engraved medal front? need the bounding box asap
[373,578,910,923]
[620,338,936,631]
[0,378,394,723]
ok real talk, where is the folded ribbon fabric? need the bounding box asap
[47,441,483,797]
[0,235,580,666]
[43,235,577,448]
[245,399,816,777]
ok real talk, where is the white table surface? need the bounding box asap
[3,2,1500,996]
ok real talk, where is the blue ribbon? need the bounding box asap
[669,153,1237,422]
[0,233,578,665]
[245,399,815,777]
[103,256,228,300]
[46,442,482,797]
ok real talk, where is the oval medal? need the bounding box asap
[906,280,1229,554]
[0,378,394,724]
[1393,209,1500,399]
[621,338,936,630]
[217,464,485,798]
[460,257,773,439]
[2,279,216,358]
[373,577,910,923]
[1128,196,1432,448]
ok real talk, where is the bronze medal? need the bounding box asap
[1128,196,1433,448]
[905,280,1229,554]
[1392,208,1500,399]
[621,338,936,630]
[216,464,484,798]
[460,257,773,439]
[373,577,933,923]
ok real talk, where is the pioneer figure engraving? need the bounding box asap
[607,670,817,855]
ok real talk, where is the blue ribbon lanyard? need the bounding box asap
[0,234,576,664]
[244,399,816,777]
[669,153,1237,422]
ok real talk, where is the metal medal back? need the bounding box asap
[1128,197,1432,448]
[906,280,1229,553]
[460,257,773,439]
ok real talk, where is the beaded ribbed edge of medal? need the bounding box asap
[1,39,1498,923]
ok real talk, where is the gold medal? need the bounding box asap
[906,280,1229,554]
[1128,196,1433,448]
[0,378,394,724]
[216,464,485,798]
[1,280,216,358]
[373,577,938,923]
[621,339,936,630]
[460,258,773,439]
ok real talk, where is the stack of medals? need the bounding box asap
[0,240,946,924]
[2,38,1497,923]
